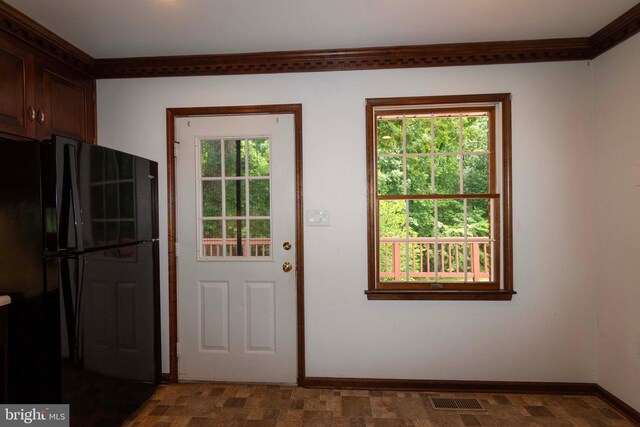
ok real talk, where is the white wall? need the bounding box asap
[97,61,598,382]
[593,34,640,411]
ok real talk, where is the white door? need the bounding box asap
[175,114,297,383]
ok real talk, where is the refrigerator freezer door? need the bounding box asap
[77,144,157,248]
[43,136,158,253]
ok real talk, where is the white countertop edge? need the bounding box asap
[0,295,11,307]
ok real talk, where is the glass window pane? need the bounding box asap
[437,240,465,282]
[467,241,492,282]
[376,119,403,155]
[249,179,270,216]
[201,140,222,177]
[436,199,465,282]
[248,139,270,176]
[378,241,407,282]
[406,118,431,154]
[467,198,490,238]
[225,219,247,257]
[379,240,395,281]
[406,157,431,194]
[225,180,246,216]
[249,219,271,257]
[408,200,435,282]
[202,220,222,257]
[463,115,489,152]
[379,200,406,238]
[434,116,460,153]
[378,199,407,281]
[202,181,222,217]
[399,242,409,279]
[437,199,464,238]
[377,156,403,195]
[463,154,489,194]
[466,198,493,278]
[434,155,460,194]
[224,139,246,177]
[408,200,435,238]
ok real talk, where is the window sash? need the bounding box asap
[371,104,501,290]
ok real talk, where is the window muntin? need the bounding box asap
[367,96,512,298]
[197,137,272,260]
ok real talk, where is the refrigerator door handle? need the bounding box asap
[66,145,85,253]
[60,258,77,362]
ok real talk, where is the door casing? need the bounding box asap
[165,104,304,384]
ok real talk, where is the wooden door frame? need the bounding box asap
[166,104,305,384]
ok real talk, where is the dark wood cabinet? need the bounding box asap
[0,32,95,143]
[36,59,95,143]
[0,36,35,138]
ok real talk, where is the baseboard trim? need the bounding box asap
[302,377,639,423]
[161,373,171,383]
[596,385,640,424]
[302,377,597,395]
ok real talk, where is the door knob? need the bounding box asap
[282,261,293,273]
[283,242,292,250]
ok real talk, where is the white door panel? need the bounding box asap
[176,114,296,383]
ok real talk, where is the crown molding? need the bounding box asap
[93,38,591,79]
[0,0,94,74]
[2,0,639,79]
[589,2,640,58]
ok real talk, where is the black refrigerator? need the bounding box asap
[0,134,161,425]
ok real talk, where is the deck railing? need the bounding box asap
[202,238,271,257]
[379,237,491,281]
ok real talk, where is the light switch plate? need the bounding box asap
[306,210,330,226]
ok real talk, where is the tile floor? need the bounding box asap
[124,383,636,427]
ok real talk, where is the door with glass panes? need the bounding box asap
[175,114,296,383]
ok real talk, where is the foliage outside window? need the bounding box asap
[366,94,513,300]
[197,137,272,260]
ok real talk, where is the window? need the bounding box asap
[196,137,272,260]
[365,94,513,300]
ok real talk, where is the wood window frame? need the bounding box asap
[365,94,514,301]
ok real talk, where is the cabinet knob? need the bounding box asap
[28,107,36,122]
[37,110,45,124]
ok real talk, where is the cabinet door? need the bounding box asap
[36,60,95,143]
[0,37,35,138]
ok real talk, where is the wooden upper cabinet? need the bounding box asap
[0,37,35,138]
[0,32,96,144]
[35,58,95,143]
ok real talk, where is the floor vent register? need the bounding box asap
[430,397,485,411]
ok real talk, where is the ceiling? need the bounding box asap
[5,0,639,59]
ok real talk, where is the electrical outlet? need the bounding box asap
[306,210,330,226]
